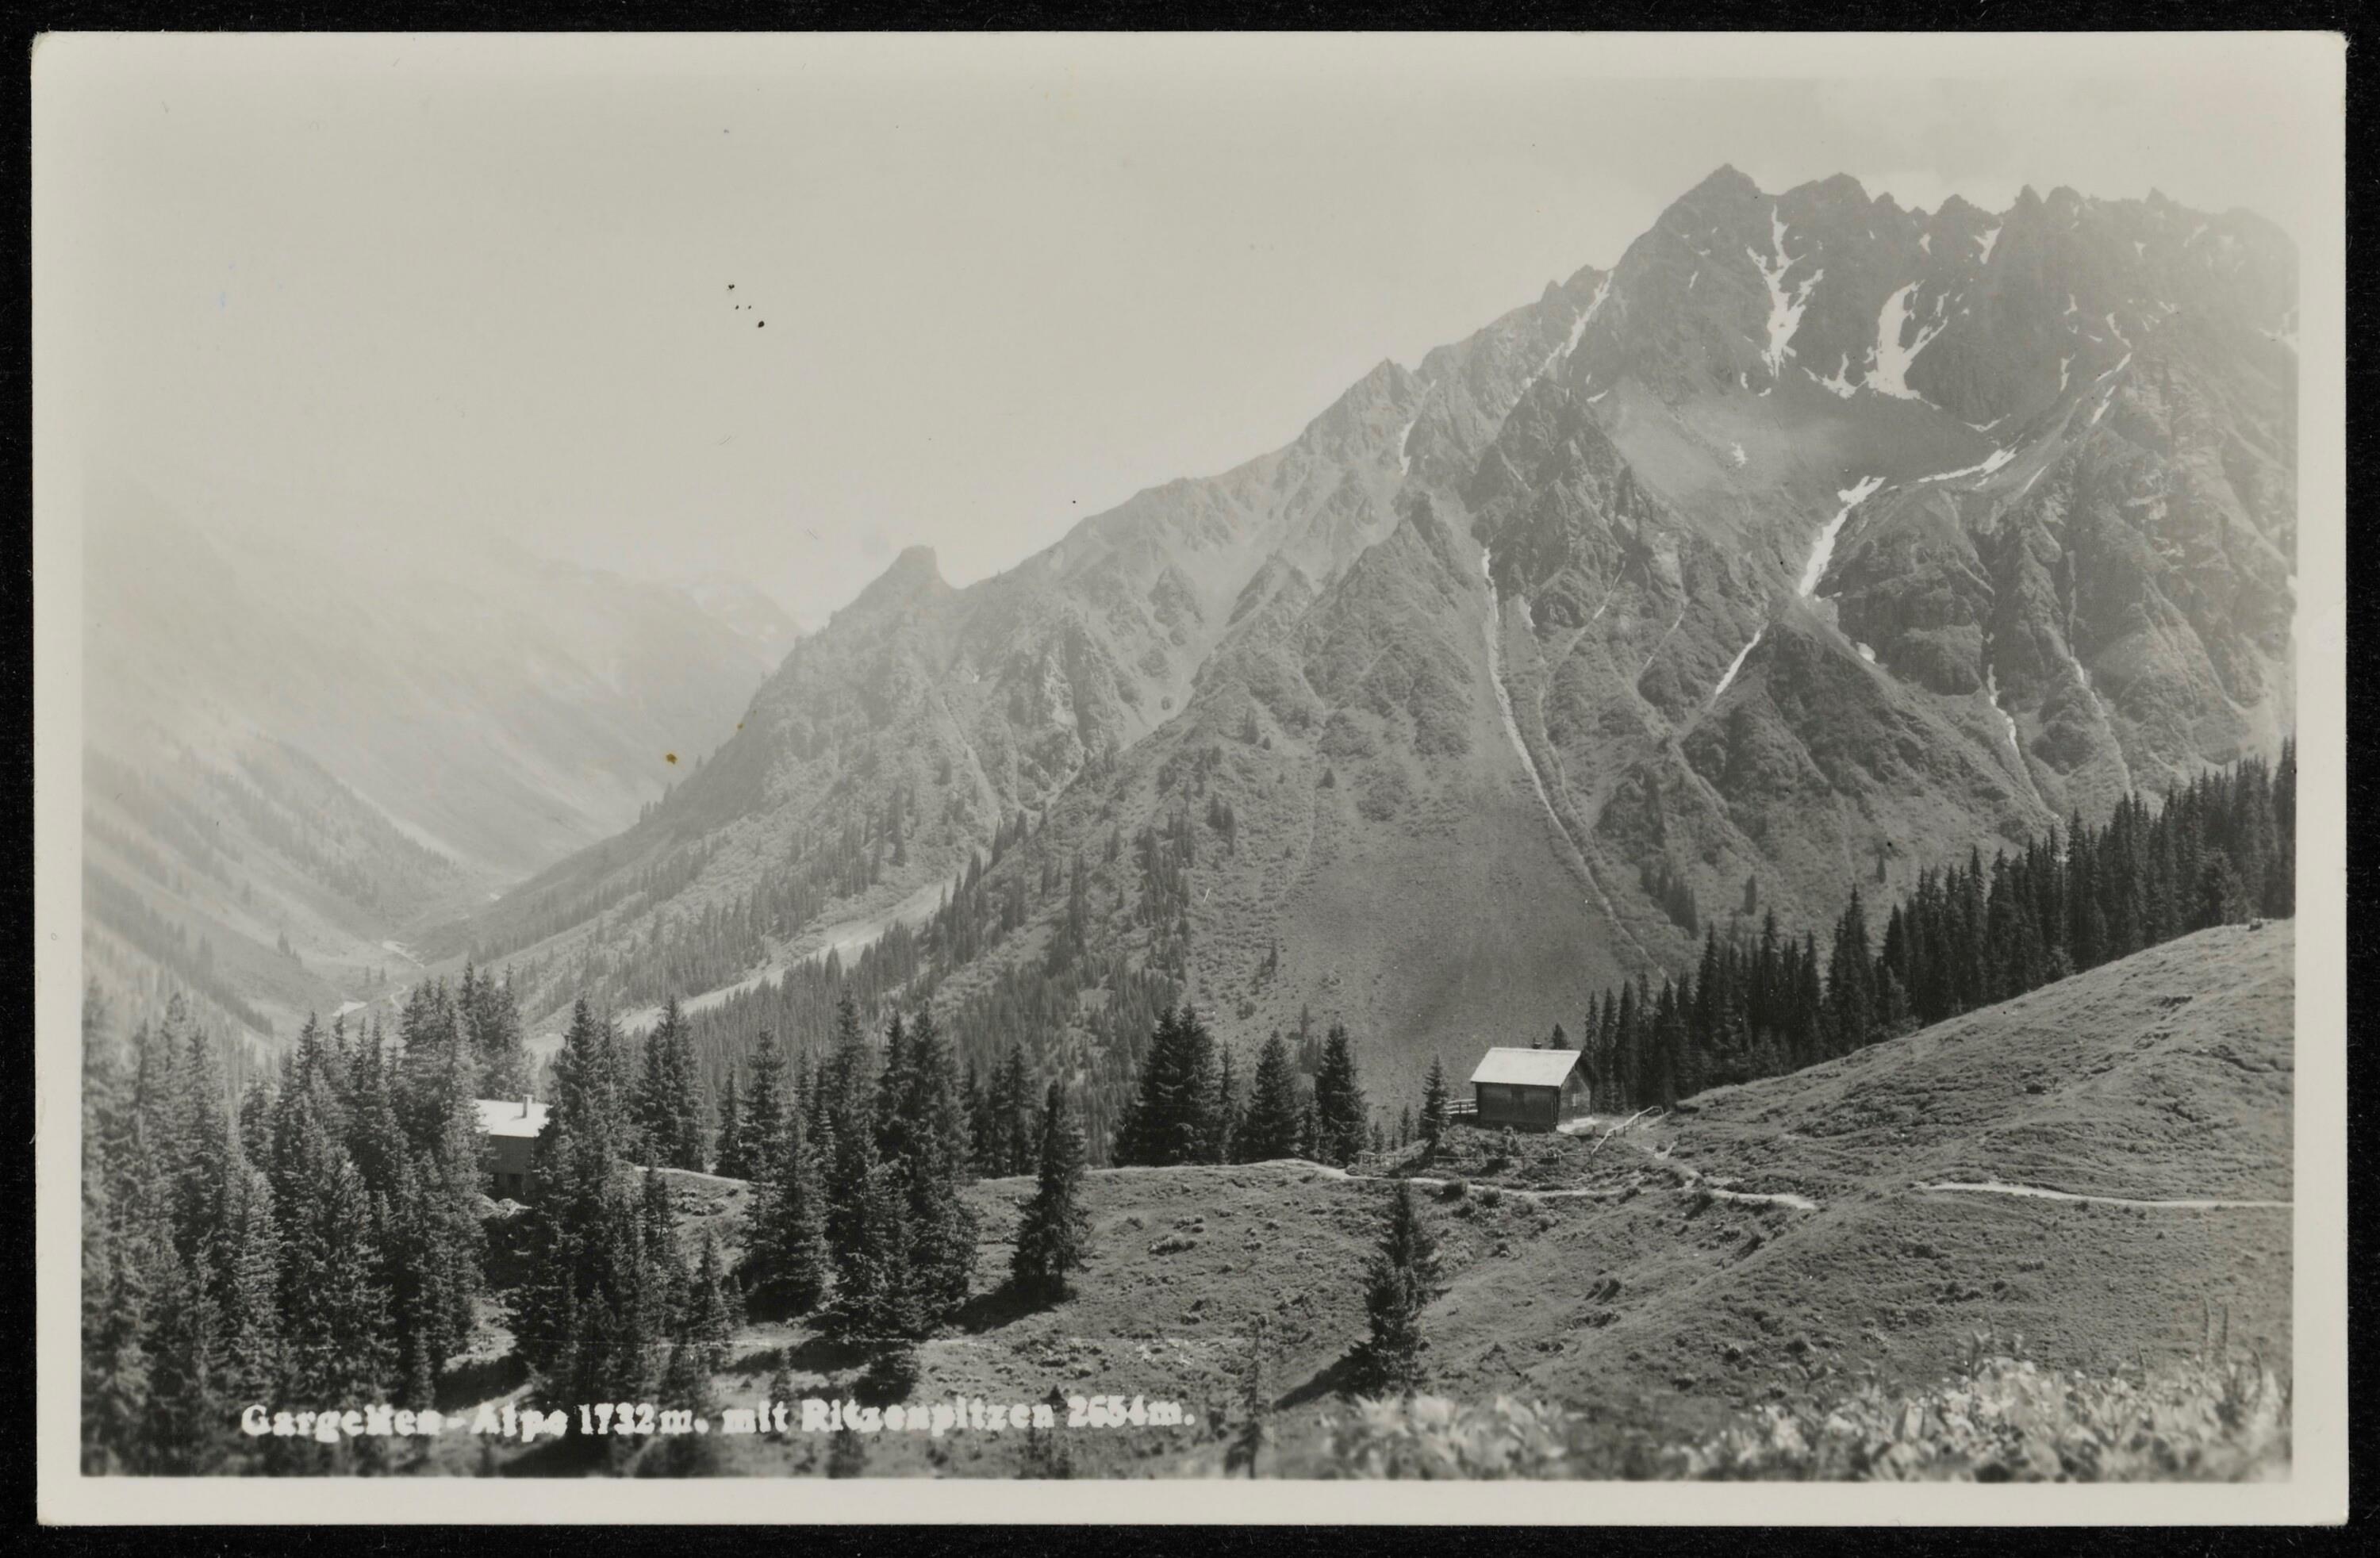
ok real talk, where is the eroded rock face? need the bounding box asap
[459,167,2295,1097]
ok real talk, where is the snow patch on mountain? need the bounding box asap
[1749,208,1821,378]
[1521,274,1614,396]
[1480,545,1556,823]
[1985,663,2048,812]
[1799,475,1886,597]
[1976,224,2002,265]
[1710,628,1763,704]
[2071,654,2132,792]
[1921,447,2013,483]
[1814,352,1863,399]
[1568,274,1613,359]
[1870,284,1947,400]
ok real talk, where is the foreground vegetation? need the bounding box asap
[1276,1344,2291,1482]
[76,749,2294,1478]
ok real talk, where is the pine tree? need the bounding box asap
[823,993,881,1271]
[513,1000,671,1416]
[460,961,532,1099]
[962,1061,992,1174]
[1353,1180,1435,1396]
[685,1227,740,1375]
[642,1328,729,1477]
[1825,887,1875,1056]
[1234,1031,1303,1163]
[740,1038,789,1179]
[742,1101,830,1315]
[386,979,488,1387]
[1419,1054,1450,1149]
[2194,852,2245,930]
[1010,1081,1092,1302]
[276,1109,395,1411]
[873,1010,915,1156]
[828,1157,922,1342]
[81,989,143,1472]
[635,1000,705,1171]
[1212,1046,1241,1165]
[985,1046,1035,1176]
[1115,1004,1220,1167]
[881,1007,979,1318]
[1311,1021,1367,1167]
[713,1074,747,1180]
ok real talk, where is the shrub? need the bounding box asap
[1285,1395,1580,1479]
[1667,1351,2291,1482]
[1267,1350,2290,1483]
[855,1343,922,1406]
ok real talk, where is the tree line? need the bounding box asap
[513,988,1092,1439]
[82,960,1100,1472]
[1110,1008,1375,1168]
[79,964,529,1472]
[1573,745,2295,1113]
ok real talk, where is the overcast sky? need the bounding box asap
[36,33,2340,628]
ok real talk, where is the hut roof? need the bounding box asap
[1468,1047,1584,1088]
[472,1098,551,1139]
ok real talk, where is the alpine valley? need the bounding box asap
[111,168,2297,1139]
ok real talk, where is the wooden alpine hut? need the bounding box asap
[1466,1046,1589,1131]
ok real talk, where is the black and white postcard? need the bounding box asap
[30,29,2349,1525]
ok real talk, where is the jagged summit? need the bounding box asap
[450,163,2297,1111]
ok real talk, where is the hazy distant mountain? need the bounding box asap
[81,489,785,1038]
[447,168,2295,1095]
[674,572,804,663]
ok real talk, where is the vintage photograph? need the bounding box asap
[31,31,2346,1517]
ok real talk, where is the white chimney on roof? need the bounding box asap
[521,1097,532,1118]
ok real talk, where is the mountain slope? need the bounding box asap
[432,919,2291,1479]
[82,482,785,1038]
[444,168,2295,1105]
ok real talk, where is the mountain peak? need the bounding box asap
[1693,163,1762,200]
[1302,357,1418,451]
[1656,165,1764,230]
[1802,171,1871,201]
[846,543,944,612]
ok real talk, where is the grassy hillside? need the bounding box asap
[437,918,2288,1478]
